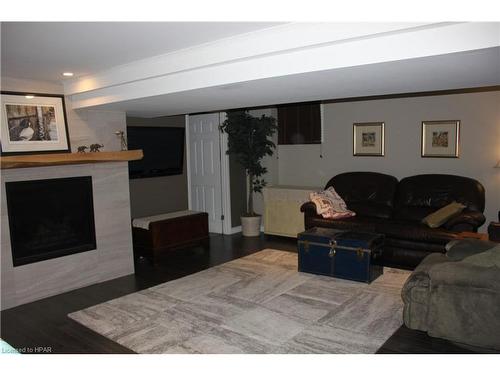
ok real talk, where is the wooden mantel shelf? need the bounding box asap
[0,150,143,169]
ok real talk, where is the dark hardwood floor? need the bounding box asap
[0,233,486,354]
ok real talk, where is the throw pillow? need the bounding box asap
[309,187,355,219]
[422,202,466,228]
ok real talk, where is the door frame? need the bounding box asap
[185,113,233,234]
[218,112,233,235]
[185,115,192,210]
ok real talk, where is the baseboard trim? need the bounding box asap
[230,226,242,234]
[230,225,266,235]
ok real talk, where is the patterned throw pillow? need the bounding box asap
[309,187,356,219]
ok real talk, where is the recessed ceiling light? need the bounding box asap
[62,72,74,77]
[25,95,35,99]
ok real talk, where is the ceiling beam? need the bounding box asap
[66,22,500,111]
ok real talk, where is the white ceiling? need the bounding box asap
[0,22,283,82]
[1,22,498,117]
[86,47,500,117]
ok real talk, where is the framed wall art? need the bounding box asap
[1,91,70,155]
[353,122,385,156]
[421,120,460,158]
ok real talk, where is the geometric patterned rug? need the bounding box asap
[68,249,411,353]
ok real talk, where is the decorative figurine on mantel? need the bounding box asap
[115,130,128,151]
[89,143,104,152]
[77,145,88,153]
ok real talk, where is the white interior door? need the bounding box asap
[187,113,224,233]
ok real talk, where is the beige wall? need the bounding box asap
[277,91,500,228]
[4,77,497,228]
[127,115,188,218]
[1,76,126,152]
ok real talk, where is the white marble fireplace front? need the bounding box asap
[1,162,135,310]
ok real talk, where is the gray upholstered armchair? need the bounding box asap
[402,239,500,351]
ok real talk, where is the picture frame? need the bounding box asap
[353,122,385,156]
[421,120,460,158]
[1,91,70,155]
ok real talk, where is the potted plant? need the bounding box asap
[220,110,277,237]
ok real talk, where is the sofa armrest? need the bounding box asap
[300,201,317,215]
[443,210,486,232]
[401,253,449,302]
[445,239,498,260]
[429,261,500,291]
[426,260,500,350]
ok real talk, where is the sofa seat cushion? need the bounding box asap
[380,247,438,270]
[384,238,445,253]
[305,214,380,232]
[347,202,393,219]
[375,220,460,244]
[393,206,436,222]
[306,215,460,245]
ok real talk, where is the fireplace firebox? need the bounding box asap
[5,176,97,266]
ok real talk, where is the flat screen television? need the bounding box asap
[127,126,185,179]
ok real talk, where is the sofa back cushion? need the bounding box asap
[325,172,398,219]
[394,174,485,222]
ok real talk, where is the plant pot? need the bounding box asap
[241,215,261,237]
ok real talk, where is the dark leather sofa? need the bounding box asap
[300,172,486,269]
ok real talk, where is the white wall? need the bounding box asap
[1,76,125,152]
[277,91,500,228]
[1,76,64,95]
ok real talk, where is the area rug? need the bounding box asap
[68,249,410,353]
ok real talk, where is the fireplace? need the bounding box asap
[5,176,97,266]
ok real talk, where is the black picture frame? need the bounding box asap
[0,91,71,155]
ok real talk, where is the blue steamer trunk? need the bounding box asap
[298,227,384,283]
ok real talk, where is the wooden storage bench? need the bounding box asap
[132,210,209,259]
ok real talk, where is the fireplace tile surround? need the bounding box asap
[1,162,135,310]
